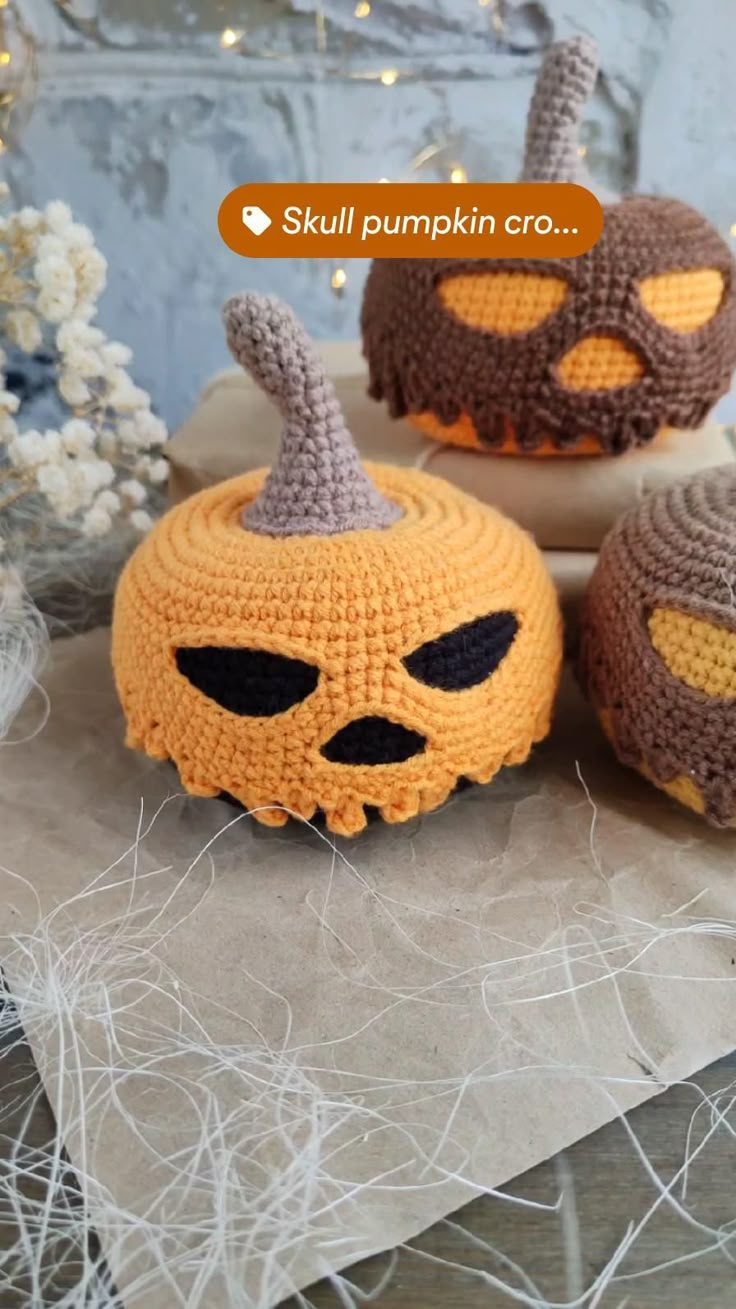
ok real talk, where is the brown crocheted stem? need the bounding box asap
[222,292,401,536]
[521,34,598,183]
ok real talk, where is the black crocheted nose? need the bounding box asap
[403,611,518,691]
[175,646,319,716]
[321,716,426,765]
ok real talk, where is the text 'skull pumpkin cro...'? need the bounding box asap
[578,464,736,827]
[361,35,736,457]
[112,295,562,837]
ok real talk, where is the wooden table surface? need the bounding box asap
[2,1010,734,1307]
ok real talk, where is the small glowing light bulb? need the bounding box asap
[577,144,587,159]
[730,222,736,237]
[380,69,398,86]
[220,28,243,49]
[331,267,347,290]
[0,52,11,66]
[355,1,371,16]
[478,0,492,6]
[450,165,467,184]
[378,176,390,183]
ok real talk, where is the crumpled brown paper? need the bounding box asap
[0,628,734,1307]
[167,346,735,550]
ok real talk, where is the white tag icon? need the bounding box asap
[241,205,272,236]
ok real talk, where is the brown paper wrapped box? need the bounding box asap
[167,343,734,551]
[1,629,735,1306]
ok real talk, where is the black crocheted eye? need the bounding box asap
[403,612,518,691]
[175,646,319,716]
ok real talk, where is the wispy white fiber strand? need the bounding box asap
[0,790,733,1307]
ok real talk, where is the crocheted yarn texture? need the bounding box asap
[578,464,736,827]
[361,36,736,457]
[112,294,562,837]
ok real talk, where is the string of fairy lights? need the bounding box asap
[218,0,504,298]
[0,0,37,160]
[4,1,736,297]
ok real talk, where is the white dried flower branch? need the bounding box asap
[0,190,168,541]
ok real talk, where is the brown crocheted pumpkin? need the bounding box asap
[361,36,736,457]
[578,464,736,826]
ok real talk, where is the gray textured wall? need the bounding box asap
[12,0,736,428]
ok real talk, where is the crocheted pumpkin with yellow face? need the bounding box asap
[362,36,736,457]
[112,294,562,836]
[578,464,736,826]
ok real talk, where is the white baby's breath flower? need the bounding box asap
[44,200,73,235]
[37,463,77,516]
[73,459,115,499]
[0,412,18,441]
[107,368,149,411]
[73,299,97,324]
[140,411,166,446]
[9,429,63,468]
[146,457,169,484]
[119,477,147,507]
[56,318,102,353]
[81,504,113,537]
[94,488,121,514]
[38,284,77,324]
[117,419,139,449]
[63,345,102,379]
[7,429,40,467]
[72,246,107,302]
[17,206,42,231]
[60,418,96,455]
[6,308,42,354]
[58,372,91,406]
[1,198,166,538]
[132,454,150,477]
[35,234,68,264]
[100,340,133,368]
[119,409,166,450]
[129,509,154,533]
[64,222,95,252]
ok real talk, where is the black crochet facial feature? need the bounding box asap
[403,611,519,691]
[321,716,426,765]
[175,646,319,716]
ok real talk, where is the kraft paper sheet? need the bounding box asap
[167,346,735,550]
[0,628,734,1306]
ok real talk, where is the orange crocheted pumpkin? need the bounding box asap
[361,36,736,457]
[112,294,562,836]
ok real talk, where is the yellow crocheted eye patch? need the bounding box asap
[638,268,725,332]
[556,335,645,391]
[649,607,736,697]
[437,272,568,334]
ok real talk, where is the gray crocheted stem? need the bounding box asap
[521,34,598,184]
[223,292,401,537]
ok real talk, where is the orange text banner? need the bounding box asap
[219,182,604,259]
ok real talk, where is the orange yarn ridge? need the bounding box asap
[112,463,562,837]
